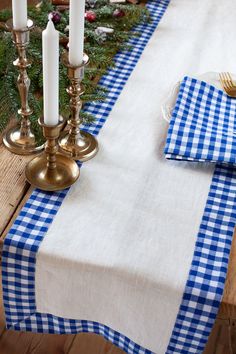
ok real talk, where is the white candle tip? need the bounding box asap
[46,18,56,31]
[48,13,53,21]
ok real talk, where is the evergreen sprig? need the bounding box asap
[0,0,149,144]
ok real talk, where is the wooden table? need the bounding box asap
[0,1,236,353]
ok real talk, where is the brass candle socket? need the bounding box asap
[25,117,80,191]
[3,19,44,155]
[58,52,99,161]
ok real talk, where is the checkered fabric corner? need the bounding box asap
[164,76,236,164]
[2,1,170,354]
[2,188,68,324]
[12,314,153,354]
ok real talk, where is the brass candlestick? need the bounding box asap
[3,19,44,155]
[25,117,80,191]
[58,53,98,162]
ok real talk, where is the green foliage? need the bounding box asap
[0,0,149,144]
[0,9,12,22]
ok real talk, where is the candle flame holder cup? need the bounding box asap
[3,19,44,155]
[58,52,98,162]
[25,117,80,191]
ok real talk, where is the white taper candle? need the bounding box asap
[42,19,59,126]
[12,0,28,30]
[69,0,86,66]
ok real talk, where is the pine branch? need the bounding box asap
[0,0,149,144]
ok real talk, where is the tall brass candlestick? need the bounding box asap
[58,52,98,161]
[3,19,44,155]
[25,117,80,191]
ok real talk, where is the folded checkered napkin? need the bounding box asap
[164,76,236,164]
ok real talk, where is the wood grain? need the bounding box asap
[0,0,39,9]
[203,319,233,354]
[67,334,114,354]
[0,262,6,338]
[0,145,31,236]
[222,229,236,309]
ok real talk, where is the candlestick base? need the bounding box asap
[25,153,80,191]
[25,117,80,191]
[3,125,44,155]
[59,130,98,162]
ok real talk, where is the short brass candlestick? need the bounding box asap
[25,117,80,191]
[58,53,98,161]
[3,19,44,155]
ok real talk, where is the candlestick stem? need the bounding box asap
[59,52,98,161]
[66,70,83,145]
[3,19,44,155]
[45,131,57,171]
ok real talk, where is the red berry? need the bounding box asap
[85,10,96,22]
[113,9,125,18]
[49,11,61,24]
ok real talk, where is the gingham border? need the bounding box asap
[164,76,236,352]
[167,165,236,353]
[2,1,170,354]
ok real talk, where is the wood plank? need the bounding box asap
[0,145,31,236]
[0,328,72,354]
[67,333,118,354]
[26,333,71,354]
[63,334,77,353]
[107,344,125,354]
[0,185,34,245]
[0,330,42,354]
[0,261,6,337]
[231,319,236,354]
[222,229,236,309]
[0,0,38,9]
[203,318,233,354]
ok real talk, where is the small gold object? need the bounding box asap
[58,52,99,162]
[219,72,236,98]
[25,117,80,191]
[3,19,44,155]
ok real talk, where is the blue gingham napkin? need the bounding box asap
[164,76,236,164]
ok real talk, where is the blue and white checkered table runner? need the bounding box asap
[2,2,236,354]
[165,76,236,164]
